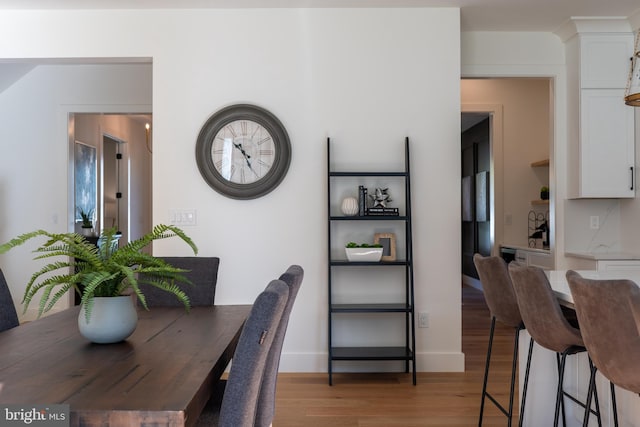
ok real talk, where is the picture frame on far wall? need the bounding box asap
[74,141,97,223]
[374,232,396,262]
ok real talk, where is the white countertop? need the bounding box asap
[547,269,640,304]
[500,244,550,254]
[564,251,640,260]
[531,269,640,426]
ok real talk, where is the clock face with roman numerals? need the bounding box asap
[211,119,275,185]
[196,104,291,200]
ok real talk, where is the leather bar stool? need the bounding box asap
[473,254,528,427]
[509,264,601,427]
[566,270,640,427]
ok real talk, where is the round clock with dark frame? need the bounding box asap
[195,104,291,200]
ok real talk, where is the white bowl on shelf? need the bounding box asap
[345,247,383,262]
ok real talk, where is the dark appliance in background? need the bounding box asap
[500,246,516,263]
[461,117,491,279]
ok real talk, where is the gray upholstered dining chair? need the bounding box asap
[196,279,289,427]
[509,264,601,427]
[473,254,526,427]
[197,265,304,427]
[255,265,304,427]
[0,268,19,332]
[139,257,219,307]
[566,270,640,427]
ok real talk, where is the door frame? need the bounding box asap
[101,132,130,244]
[461,104,504,259]
[66,105,151,237]
[460,104,504,289]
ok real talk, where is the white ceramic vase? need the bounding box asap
[341,197,359,216]
[78,296,138,344]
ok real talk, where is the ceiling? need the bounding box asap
[0,0,638,95]
[0,0,638,31]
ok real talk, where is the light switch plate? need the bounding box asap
[169,209,197,226]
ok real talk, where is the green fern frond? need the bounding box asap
[134,278,191,312]
[1,224,197,318]
[45,282,75,313]
[22,273,77,315]
[23,263,75,305]
[0,229,50,254]
[132,285,148,310]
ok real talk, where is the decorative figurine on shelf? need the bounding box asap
[369,188,391,208]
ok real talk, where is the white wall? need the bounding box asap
[0,63,151,319]
[0,8,463,372]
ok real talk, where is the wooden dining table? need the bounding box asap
[0,304,251,427]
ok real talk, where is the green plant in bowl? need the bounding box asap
[345,242,383,248]
[540,186,550,200]
[345,242,384,262]
[78,208,94,228]
[0,224,197,320]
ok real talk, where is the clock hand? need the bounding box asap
[233,142,252,160]
[232,142,259,177]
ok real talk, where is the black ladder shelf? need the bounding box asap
[326,137,416,385]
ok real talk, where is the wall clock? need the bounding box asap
[195,104,291,200]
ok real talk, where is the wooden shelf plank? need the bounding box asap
[331,303,412,313]
[331,346,413,361]
[530,159,549,167]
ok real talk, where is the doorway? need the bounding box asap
[102,134,128,243]
[71,113,152,246]
[461,115,491,280]
[460,78,553,288]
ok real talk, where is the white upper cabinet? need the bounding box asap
[565,28,636,198]
[579,89,635,197]
[580,35,634,88]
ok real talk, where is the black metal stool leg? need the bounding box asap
[610,382,618,427]
[518,337,534,427]
[589,359,602,427]
[478,316,496,427]
[583,358,598,427]
[518,338,533,427]
[554,351,569,427]
[479,318,521,427]
[506,327,520,427]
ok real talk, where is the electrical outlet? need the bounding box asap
[505,213,512,226]
[418,311,429,328]
[590,216,599,230]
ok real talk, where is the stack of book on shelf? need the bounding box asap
[358,185,368,216]
[367,207,399,216]
[357,185,399,216]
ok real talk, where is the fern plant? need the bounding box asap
[0,224,198,320]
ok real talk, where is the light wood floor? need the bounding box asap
[273,285,520,426]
